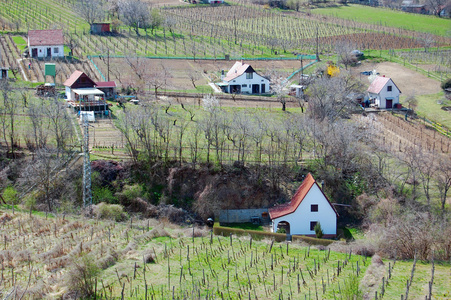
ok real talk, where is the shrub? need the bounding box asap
[213,226,287,242]
[441,78,451,90]
[3,185,18,206]
[292,235,334,246]
[64,254,100,298]
[94,203,128,222]
[314,222,324,238]
[93,186,117,204]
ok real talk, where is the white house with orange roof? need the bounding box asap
[218,61,269,94]
[367,76,401,109]
[269,173,338,237]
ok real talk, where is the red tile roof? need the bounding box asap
[63,70,84,87]
[223,61,252,82]
[367,76,401,95]
[28,30,64,47]
[269,173,337,219]
[95,81,116,88]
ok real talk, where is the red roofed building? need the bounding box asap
[367,76,401,109]
[95,81,117,98]
[28,29,64,58]
[63,71,108,115]
[217,61,269,94]
[269,173,338,237]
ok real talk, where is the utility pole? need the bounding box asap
[82,115,92,208]
[316,26,320,61]
[107,48,110,81]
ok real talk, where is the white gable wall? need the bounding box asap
[225,72,269,94]
[369,79,400,109]
[272,184,337,236]
[28,44,64,58]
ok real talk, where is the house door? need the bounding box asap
[31,48,38,57]
[47,47,51,57]
[230,85,241,94]
[386,99,393,109]
[252,84,259,94]
[1,70,6,78]
[261,84,265,93]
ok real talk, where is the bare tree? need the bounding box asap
[418,33,435,52]
[44,98,74,157]
[119,0,151,36]
[306,73,361,122]
[188,70,201,89]
[269,72,289,111]
[147,64,171,97]
[66,33,79,57]
[434,155,451,215]
[75,0,105,25]
[0,80,18,156]
[404,91,418,112]
[425,0,447,16]
[335,40,357,70]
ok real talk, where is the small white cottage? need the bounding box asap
[218,61,269,94]
[269,173,338,237]
[367,76,401,109]
[28,29,64,58]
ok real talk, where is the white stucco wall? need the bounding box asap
[65,86,72,100]
[272,184,337,236]
[369,79,400,109]
[29,45,64,58]
[225,72,269,94]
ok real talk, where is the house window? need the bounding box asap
[310,221,318,231]
[54,47,59,53]
[387,86,392,92]
[246,72,253,79]
[311,204,318,212]
[242,84,247,87]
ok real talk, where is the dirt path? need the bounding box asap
[352,61,441,95]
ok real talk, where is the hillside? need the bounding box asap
[0,209,449,299]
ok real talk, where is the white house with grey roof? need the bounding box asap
[217,61,269,94]
[367,76,401,109]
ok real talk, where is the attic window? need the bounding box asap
[311,204,318,212]
[387,86,392,92]
[310,221,318,231]
[246,72,253,79]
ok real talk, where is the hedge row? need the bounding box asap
[292,235,334,246]
[213,226,287,242]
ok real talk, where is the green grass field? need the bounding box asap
[311,4,451,36]
[402,92,451,129]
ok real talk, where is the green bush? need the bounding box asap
[314,222,324,238]
[213,226,287,242]
[291,235,334,246]
[94,202,128,222]
[93,186,117,204]
[2,186,18,205]
[116,184,144,205]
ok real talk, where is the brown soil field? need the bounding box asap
[143,0,188,6]
[92,58,311,91]
[351,61,442,95]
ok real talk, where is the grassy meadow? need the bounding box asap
[311,4,451,36]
